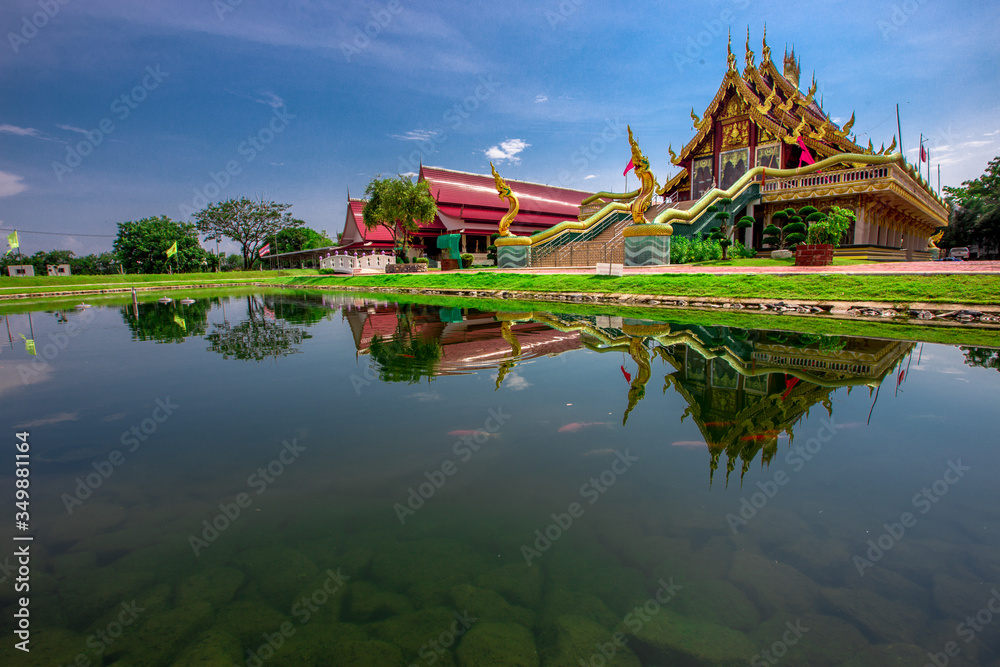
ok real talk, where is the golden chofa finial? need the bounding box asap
[490,161,518,237]
[727,28,737,71]
[744,26,755,69]
[761,23,771,63]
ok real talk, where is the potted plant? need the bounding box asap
[795,206,855,266]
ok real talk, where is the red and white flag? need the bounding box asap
[258,243,271,257]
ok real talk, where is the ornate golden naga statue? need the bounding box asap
[495,320,521,390]
[627,126,656,224]
[623,336,652,425]
[491,161,519,237]
[927,231,944,249]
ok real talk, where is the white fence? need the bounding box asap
[319,252,397,274]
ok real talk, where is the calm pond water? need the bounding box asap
[2,291,999,666]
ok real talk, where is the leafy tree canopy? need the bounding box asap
[113,216,208,274]
[194,197,301,269]
[362,176,437,257]
[943,155,1000,255]
[275,225,333,254]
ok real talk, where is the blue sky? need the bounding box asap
[1,0,997,256]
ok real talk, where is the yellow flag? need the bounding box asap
[6,230,17,255]
[173,314,186,331]
[19,334,35,356]
[166,241,178,258]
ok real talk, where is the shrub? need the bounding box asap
[318,268,336,275]
[460,253,474,269]
[670,236,690,264]
[730,240,757,259]
[414,257,429,265]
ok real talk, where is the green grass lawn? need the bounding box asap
[688,257,869,267]
[0,269,319,293]
[2,268,998,307]
[280,272,1000,305]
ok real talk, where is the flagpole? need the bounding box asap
[28,311,34,339]
[937,164,941,196]
[5,314,11,347]
[896,104,904,163]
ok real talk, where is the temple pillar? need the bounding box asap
[854,206,867,245]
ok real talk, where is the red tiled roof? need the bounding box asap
[421,166,591,217]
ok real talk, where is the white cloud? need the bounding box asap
[484,138,530,164]
[256,92,286,108]
[961,140,993,148]
[985,130,1000,137]
[0,124,42,137]
[391,129,438,142]
[492,371,531,391]
[535,94,548,103]
[400,171,418,179]
[0,171,27,197]
[584,174,597,180]
[56,124,92,136]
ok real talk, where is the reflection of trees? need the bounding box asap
[960,346,1000,372]
[368,304,441,383]
[121,299,213,343]
[267,296,332,326]
[205,296,311,361]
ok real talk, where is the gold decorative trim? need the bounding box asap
[623,223,674,237]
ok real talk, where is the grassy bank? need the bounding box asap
[278,272,1000,306]
[0,269,319,295]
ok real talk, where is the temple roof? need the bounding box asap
[420,165,592,217]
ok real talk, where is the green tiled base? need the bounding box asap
[498,245,529,269]
[624,235,671,266]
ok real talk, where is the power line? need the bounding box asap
[0,228,116,238]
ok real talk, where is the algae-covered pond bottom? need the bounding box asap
[2,291,999,666]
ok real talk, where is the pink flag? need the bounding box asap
[623,159,634,176]
[920,145,927,163]
[796,136,815,166]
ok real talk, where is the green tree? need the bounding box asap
[113,216,208,274]
[274,226,333,254]
[193,197,302,269]
[944,156,1000,257]
[362,176,437,259]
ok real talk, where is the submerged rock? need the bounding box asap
[348,580,414,622]
[748,612,869,666]
[840,642,929,666]
[214,599,291,647]
[110,601,214,666]
[456,622,539,666]
[177,567,246,607]
[931,572,997,619]
[622,608,756,666]
[0,627,92,667]
[674,579,760,631]
[170,628,241,666]
[369,607,468,660]
[539,590,619,630]
[820,587,928,644]
[371,538,488,606]
[729,551,820,616]
[474,562,543,609]
[450,583,535,627]
[235,546,319,610]
[539,614,640,667]
[546,545,648,617]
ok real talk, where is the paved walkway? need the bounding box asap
[470,261,1000,276]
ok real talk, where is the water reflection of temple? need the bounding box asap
[492,312,913,484]
[342,302,581,377]
[340,301,913,481]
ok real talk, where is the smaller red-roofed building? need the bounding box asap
[337,166,594,262]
